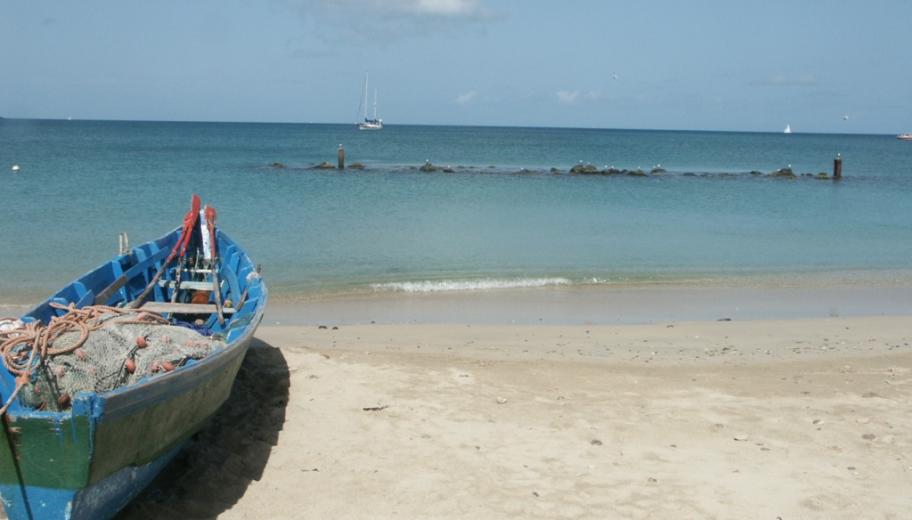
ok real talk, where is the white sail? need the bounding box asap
[357,73,383,130]
[784,124,792,134]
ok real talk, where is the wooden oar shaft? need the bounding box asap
[128,253,175,309]
[94,274,128,306]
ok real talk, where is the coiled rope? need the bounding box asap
[0,304,169,414]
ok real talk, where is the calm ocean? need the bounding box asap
[1,119,910,303]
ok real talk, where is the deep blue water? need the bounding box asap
[1,119,910,301]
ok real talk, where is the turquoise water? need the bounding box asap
[1,119,911,302]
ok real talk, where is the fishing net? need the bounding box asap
[1,305,225,411]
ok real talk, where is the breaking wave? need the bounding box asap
[370,277,578,293]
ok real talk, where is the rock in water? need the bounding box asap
[569,163,599,174]
[348,162,366,170]
[311,161,336,170]
[419,161,438,172]
[770,167,795,177]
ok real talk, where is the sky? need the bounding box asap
[1,0,910,133]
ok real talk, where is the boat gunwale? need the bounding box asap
[1,227,268,422]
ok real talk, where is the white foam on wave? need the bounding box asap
[371,277,575,293]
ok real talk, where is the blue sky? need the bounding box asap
[1,0,910,132]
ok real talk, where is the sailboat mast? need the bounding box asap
[362,73,370,120]
[373,89,378,120]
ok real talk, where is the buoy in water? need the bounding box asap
[11,164,20,173]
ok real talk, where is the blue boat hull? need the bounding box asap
[0,226,267,519]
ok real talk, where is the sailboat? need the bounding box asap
[783,124,792,134]
[357,73,383,130]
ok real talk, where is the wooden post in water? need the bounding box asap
[337,144,345,170]
[833,153,842,180]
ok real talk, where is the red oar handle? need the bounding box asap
[172,194,202,258]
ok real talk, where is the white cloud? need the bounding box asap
[409,0,485,16]
[279,0,497,49]
[556,89,606,105]
[455,90,478,105]
[556,90,580,104]
[294,0,491,19]
[751,73,818,87]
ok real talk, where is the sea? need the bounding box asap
[1,119,911,304]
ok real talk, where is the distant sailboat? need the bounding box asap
[357,73,383,130]
[784,124,792,134]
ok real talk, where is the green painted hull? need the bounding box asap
[0,331,254,519]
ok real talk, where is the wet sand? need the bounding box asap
[262,282,912,326]
[119,312,912,519]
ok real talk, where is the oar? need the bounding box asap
[94,274,129,305]
[130,195,201,309]
[205,206,225,325]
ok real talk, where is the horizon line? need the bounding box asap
[0,116,902,137]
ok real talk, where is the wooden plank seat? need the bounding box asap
[139,302,236,315]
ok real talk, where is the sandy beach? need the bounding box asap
[117,298,912,520]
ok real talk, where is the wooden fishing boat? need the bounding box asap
[0,195,267,519]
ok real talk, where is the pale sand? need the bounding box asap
[119,315,912,519]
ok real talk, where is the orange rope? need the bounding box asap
[0,304,169,385]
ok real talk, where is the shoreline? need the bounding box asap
[4,267,912,310]
[6,277,912,327]
[254,267,912,302]
[264,282,912,326]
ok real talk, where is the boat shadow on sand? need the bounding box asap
[117,338,289,519]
